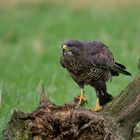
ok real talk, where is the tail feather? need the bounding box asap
[115,62,126,69]
[113,62,131,76]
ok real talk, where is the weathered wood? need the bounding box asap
[2,61,140,140]
[102,74,140,140]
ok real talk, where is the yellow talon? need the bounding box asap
[76,88,86,106]
[92,98,102,112]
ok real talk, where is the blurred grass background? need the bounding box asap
[0,0,140,136]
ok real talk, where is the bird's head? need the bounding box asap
[62,40,82,56]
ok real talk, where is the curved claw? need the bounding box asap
[91,105,102,112]
[75,95,87,106]
[91,98,102,112]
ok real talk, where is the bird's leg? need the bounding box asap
[79,88,86,105]
[76,88,87,106]
[92,97,102,112]
[91,82,105,112]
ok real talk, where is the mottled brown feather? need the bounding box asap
[60,40,131,105]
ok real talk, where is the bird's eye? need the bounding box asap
[68,45,73,47]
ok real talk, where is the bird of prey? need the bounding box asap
[60,40,131,111]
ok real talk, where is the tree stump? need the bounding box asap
[2,60,140,140]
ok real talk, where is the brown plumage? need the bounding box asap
[60,40,131,110]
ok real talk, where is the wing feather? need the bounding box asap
[85,42,114,70]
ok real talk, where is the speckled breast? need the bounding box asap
[64,56,110,85]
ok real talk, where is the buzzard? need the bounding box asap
[60,40,131,111]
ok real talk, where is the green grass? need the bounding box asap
[0,3,140,136]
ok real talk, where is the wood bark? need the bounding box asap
[2,60,140,140]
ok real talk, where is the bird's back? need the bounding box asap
[81,41,114,69]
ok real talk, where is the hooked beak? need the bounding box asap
[63,45,71,51]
